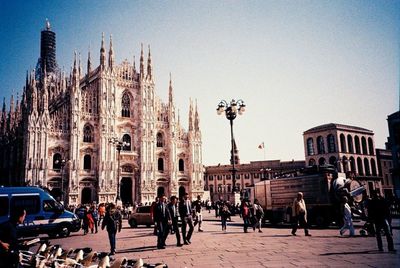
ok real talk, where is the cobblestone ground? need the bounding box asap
[48,213,399,268]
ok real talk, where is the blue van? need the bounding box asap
[0,187,81,238]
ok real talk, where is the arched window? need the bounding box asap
[327,134,336,153]
[308,158,316,166]
[318,157,326,166]
[53,153,62,169]
[329,156,337,166]
[156,132,164,147]
[357,157,363,175]
[355,136,361,154]
[347,135,354,153]
[158,158,164,171]
[349,157,355,172]
[307,138,315,156]
[179,159,184,172]
[364,158,370,176]
[317,136,325,154]
[83,124,93,143]
[361,137,368,155]
[340,134,347,153]
[209,185,214,194]
[368,138,374,155]
[371,159,377,176]
[121,93,131,117]
[84,155,91,170]
[122,134,131,151]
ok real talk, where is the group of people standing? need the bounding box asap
[153,193,203,249]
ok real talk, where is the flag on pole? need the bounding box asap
[258,142,264,149]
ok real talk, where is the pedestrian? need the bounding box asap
[98,203,106,227]
[101,203,122,255]
[252,199,264,233]
[367,190,395,252]
[339,196,355,237]
[207,200,212,213]
[168,196,182,247]
[241,199,252,233]
[220,205,231,232]
[90,205,99,233]
[82,206,90,235]
[0,207,26,268]
[150,197,159,236]
[154,195,171,249]
[291,192,311,236]
[193,195,204,232]
[179,192,194,245]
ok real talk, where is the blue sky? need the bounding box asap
[0,1,399,165]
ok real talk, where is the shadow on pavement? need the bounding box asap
[117,245,158,253]
[320,250,382,256]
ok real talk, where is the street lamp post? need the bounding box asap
[217,99,246,193]
[109,137,130,202]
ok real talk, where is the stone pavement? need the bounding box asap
[49,213,400,268]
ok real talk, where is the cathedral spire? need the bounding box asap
[9,94,14,117]
[133,55,136,73]
[108,34,114,70]
[87,46,92,75]
[146,45,153,81]
[188,98,193,131]
[194,99,200,131]
[78,52,82,78]
[100,32,106,68]
[169,72,173,105]
[140,43,144,79]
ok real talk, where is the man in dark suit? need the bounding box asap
[179,192,194,244]
[154,194,171,249]
[168,196,182,247]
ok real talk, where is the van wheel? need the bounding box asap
[129,219,137,228]
[59,224,71,237]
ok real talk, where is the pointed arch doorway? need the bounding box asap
[157,186,165,198]
[178,186,186,200]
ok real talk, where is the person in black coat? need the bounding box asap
[367,190,395,252]
[101,203,122,255]
[0,207,26,268]
[168,196,182,247]
[179,192,194,244]
[154,194,172,249]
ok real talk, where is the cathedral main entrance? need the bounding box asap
[120,177,133,205]
[157,186,165,197]
[179,186,186,199]
[81,187,92,205]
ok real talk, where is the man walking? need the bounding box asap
[0,207,26,268]
[367,190,395,252]
[193,195,204,232]
[101,203,122,255]
[253,199,264,233]
[168,196,182,247]
[179,192,194,244]
[154,195,171,249]
[291,192,311,236]
[241,199,252,233]
[339,196,355,237]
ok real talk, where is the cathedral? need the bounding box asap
[0,21,204,205]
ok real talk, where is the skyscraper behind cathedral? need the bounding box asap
[0,21,204,205]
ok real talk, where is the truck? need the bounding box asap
[246,165,365,227]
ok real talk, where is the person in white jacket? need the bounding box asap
[339,196,355,237]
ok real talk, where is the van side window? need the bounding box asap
[138,206,151,213]
[0,197,8,216]
[11,195,40,215]
[43,200,57,212]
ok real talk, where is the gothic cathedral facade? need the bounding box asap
[0,21,204,205]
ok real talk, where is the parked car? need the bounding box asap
[128,206,153,228]
[0,187,81,238]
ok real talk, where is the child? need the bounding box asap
[220,205,231,232]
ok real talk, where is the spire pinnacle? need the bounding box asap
[168,72,173,104]
[87,45,92,74]
[45,18,51,30]
[108,34,114,70]
[146,44,153,80]
[140,43,144,78]
[100,32,106,68]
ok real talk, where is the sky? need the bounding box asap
[0,0,399,166]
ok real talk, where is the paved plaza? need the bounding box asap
[49,213,400,268]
